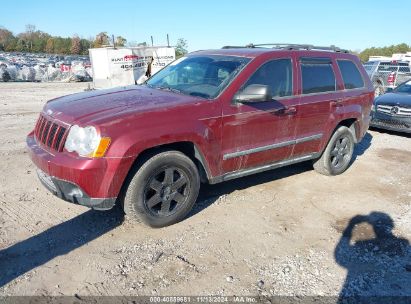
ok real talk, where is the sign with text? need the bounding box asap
[90,47,175,89]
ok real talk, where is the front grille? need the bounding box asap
[34,114,69,152]
[372,118,410,130]
[377,104,411,117]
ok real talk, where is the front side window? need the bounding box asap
[146,55,250,99]
[242,58,293,98]
[301,58,336,94]
[337,60,365,89]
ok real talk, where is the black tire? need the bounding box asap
[123,151,200,227]
[313,126,355,176]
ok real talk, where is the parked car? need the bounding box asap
[27,44,374,227]
[370,80,411,133]
[364,60,411,97]
[0,56,11,68]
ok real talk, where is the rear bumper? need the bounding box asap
[26,132,134,209]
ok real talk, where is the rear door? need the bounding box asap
[221,56,299,173]
[293,56,345,158]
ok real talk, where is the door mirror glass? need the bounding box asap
[233,84,273,103]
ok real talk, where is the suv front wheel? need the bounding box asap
[313,126,355,176]
[123,151,200,227]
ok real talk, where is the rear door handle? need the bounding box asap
[331,99,344,107]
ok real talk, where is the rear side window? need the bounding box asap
[337,60,365,89]
[301,58,336,94]
[244,58,293,97]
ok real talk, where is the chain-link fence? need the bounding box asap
[364,62,411,97]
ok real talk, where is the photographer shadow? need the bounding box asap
[335,212,411,302]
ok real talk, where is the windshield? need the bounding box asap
[146,55,251,99]
[394,81,411,94]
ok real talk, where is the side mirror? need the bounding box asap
[233,84,272,103]
[385,87,393,93]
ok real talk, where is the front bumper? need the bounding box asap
[26,132,134,210]
[36,169,116,210]
[370,110,411,134]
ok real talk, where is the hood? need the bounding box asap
[375,92,411,107]
[43,85,200,125]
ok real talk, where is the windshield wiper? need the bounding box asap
[156,86,184,95]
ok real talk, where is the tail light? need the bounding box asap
[387,72,396,84]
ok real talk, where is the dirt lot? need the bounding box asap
[0,82,410,297]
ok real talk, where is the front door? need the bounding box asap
[221,58,299,173]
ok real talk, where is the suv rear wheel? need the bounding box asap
[123,151,200,227]
[313,126,355,176]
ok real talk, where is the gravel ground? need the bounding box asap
[0,82,410,297]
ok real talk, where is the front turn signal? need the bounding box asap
[89,137,111,158]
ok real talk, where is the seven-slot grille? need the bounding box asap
[377,104,411,117]
[34,114,69,152]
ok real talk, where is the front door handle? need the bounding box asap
[283,106,297,115]
[331,99,344,107]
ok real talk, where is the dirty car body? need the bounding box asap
[27,46,374,227]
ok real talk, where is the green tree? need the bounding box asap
[115,36,127,47]
[53,37,71,54]
[175,38,188,57]
[359,43,411,62]
[93,32,109,48]
[0,25,130,54]
[0,27,15,51]
[32,31,50,52]
[71,35,81,54]
[4,38,17,52]
[15,36,28,52]
[45,38,55,53]
[80,38,92,55]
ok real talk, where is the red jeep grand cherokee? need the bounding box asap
[27,44,374,227]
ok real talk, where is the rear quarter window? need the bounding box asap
[337,60,365,89]
[301,58,336,94]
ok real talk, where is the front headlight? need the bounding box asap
[65,125,110,158]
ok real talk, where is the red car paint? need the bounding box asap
[27,48,374,207]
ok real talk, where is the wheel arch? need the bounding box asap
[320,118,359,154]
[338,118,360,143]
[125,141,211,186]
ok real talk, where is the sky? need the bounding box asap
[1,0,410,52]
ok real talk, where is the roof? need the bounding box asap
[191,44,352,59]
[191,48,273,58]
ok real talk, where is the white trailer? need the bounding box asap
[89,46,175,89]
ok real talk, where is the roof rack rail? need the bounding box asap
[222,43,349,53]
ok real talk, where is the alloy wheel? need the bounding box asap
[330,135,352,169]
[143,166,190,217]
